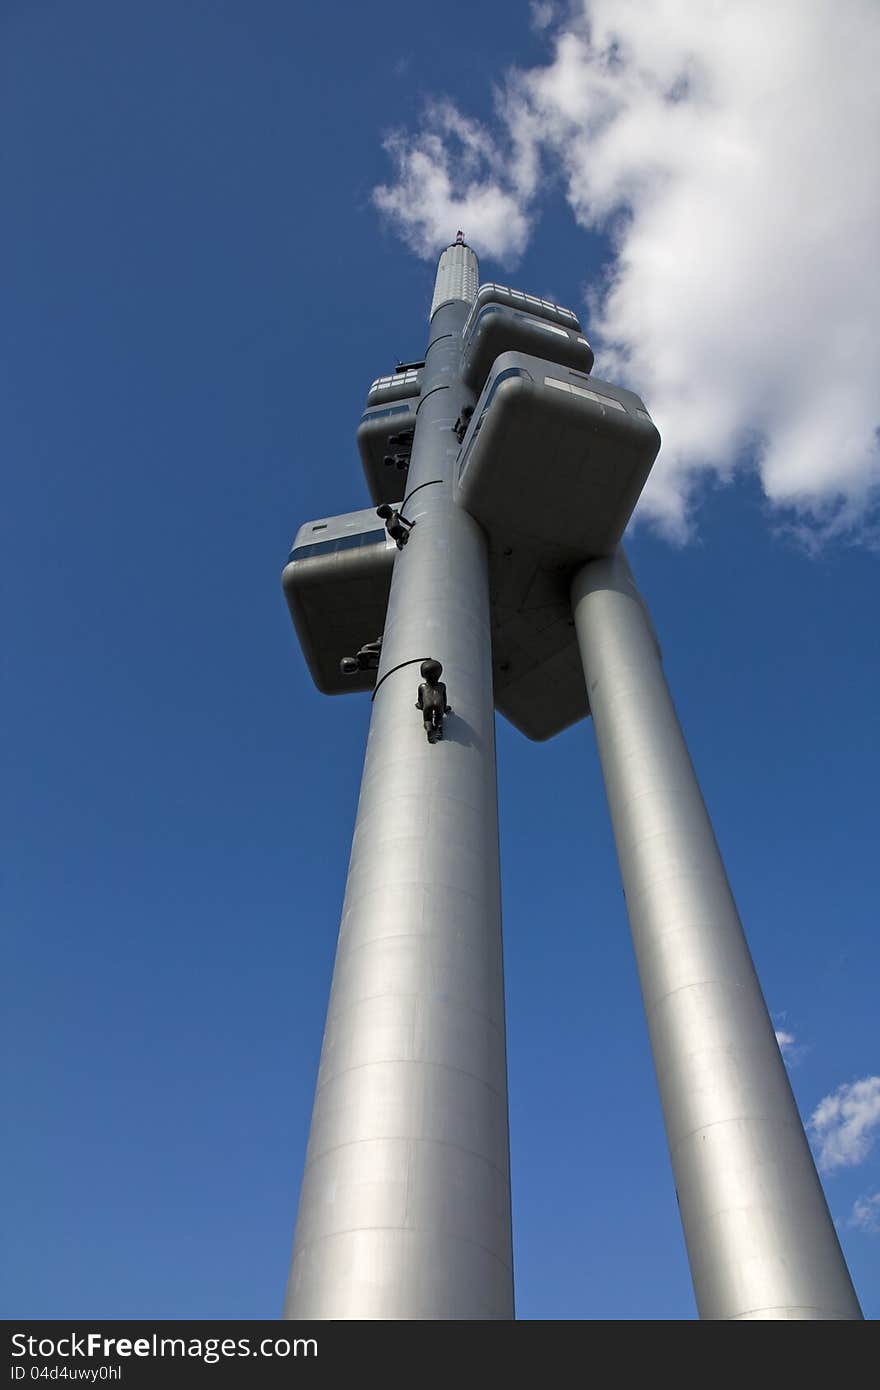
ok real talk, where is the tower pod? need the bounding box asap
[461,303,593,395]
[462,282,583,333]
[365,367,421,407]
[357,399,417,505]
[455,351,660,565]
[281,508,395,695]
[450,351,660,741]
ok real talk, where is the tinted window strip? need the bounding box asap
[359,404,413,424]
[289,529,388,562]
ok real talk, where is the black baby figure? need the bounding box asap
[338,635,383,678]
[416,659,451,744]
[377,503,414,550]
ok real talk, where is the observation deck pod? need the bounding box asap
[455,351,661,741]
[464,283,583,332]
[456,351,660,563]
[365,366,422,408]
[461,302,593,395]
[357,399,417,506]
[281,508,395,695]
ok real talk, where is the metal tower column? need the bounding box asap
[570,550,862,1320]
[284,243,514,1319]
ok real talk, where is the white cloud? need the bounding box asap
[775,1029,797,1061]
[773,1014,807,1066]
[529,1,557,31]
[849,1191,880,1234]
[372,0,880,542]
[808,1076,880,1173]
[373,103,532,265]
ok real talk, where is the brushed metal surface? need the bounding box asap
[284,263,514,1319]
[430,242,479,319]
[571,551,862,1320]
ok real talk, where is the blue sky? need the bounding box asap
[3,1,878,1320]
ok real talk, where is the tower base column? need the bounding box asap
[571,550,862,1320]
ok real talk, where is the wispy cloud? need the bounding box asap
[529,1,558,31]
[775,1029,798,1064]
[773,1013,807,1066]
[372,0,880,543]
[373,103,531,265]
[808,1076,880,1173]
[849,1191,880,1234]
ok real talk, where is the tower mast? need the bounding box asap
[284,239,514,1319]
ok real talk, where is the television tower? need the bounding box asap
[281,237,862,1320]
